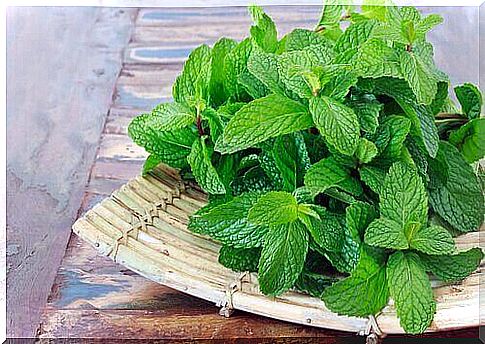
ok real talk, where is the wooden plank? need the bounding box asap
[132,20,313,44]
[6,7,137,338]
[97,134,147,162]
[136,6,320,27]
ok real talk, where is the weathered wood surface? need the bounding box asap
[6,8,137,338]
[38,6,481,341]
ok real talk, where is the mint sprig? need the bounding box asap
[129,4,484,334]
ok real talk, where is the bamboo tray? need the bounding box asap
[73,164,483,336]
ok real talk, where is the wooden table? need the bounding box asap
[37,7,479,342]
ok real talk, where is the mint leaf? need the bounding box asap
[408,225,454,255]
[454,83,483,120]
[201,107,224,142]
[188,193,268,248]
[295,270,338,298]
[414,14,443,40]
[223,38,253,100]
[305,157,362,196]
[128,114,197,168]
[346,201,377,239]
[306,206,344,252]
[322,245,389,317]
[354,38,402,79]
[324,217,361,273]
[316,1,345,29]
[428,141,483,233]
[419,248,484,283]
[218,94,312,154]
[187,137,226,195]
[365,218,409,250]
[380,162,428,227]
[387,251,435,334]
[347,91,383,134]
[309,96,360,155]
[399,50,437,105]
[173,44,212,106]
[362,77,439,157]
[249,5,278,53]
[355,138,378,164]
[147,102,195,131]
[359,165,387,194]
[284,28,332,51]
[259,220,309,296]
[334,19,378,54]
[374,115,411,163]
[248,191,298,226]
[449,118,485,163]
[210,38,237,106]
[142,154,162,175]
[218,245,261,272]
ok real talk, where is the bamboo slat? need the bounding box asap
[72,164,484,335]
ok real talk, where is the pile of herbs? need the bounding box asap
[128,4,484,334]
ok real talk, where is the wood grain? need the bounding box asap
[6,8,137,338]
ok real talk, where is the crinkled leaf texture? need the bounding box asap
[309,96,360,156]
[428,142,483,233]
[419,248,484,283]
[188,193,268,248]
[454,83,482,119]
[248,191,298,226]
[387,251,435,334]
[448,118,485,164]
[259,220,309,296]
[218,245,261,272]
[218,94,313,154]
[322,245,389,317]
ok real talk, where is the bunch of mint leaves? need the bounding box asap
[128,4,484,334]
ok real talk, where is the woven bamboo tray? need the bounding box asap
[73,164,483,335]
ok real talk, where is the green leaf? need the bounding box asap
[419,248,484,283]
[399,50,438,105]
[284,29,332,51]
[359,165,387,194]
[322,245,389,317]
[387,251,435,334]
[187,136,226,195]
[428,141,483,233]
[238,70,270,99]
[346,201,377,239]
[408,225,454,255]
[365,218,409,250]
[304,157,362,196]
[218,245,261,272]
[415,14,443,40]
[173,44,212,106]
[316,1,345,29]
[249,5,278,53]
[309,96,360,156]
[362,77,439,158]
[334,19,378,54]
[380,161,428,226]
[247,48,295,98]
[306,206,344,252]
[248,191,298,226]
[218,94,313,154]
[454,83,483,120]
[188,193,268,248]
[142,154,162,176]
[346,92,383,134]
[147,102,195,131]
[374,115,411,163]
[295,270,338,298]
[355,138,378,164]
[201,107,224,142]
[128,114,197,169]
[223,38,253,100]
[210,38,237,106]
[353,38,402,79]
[448,118,485,163]
[259,220,309,296]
